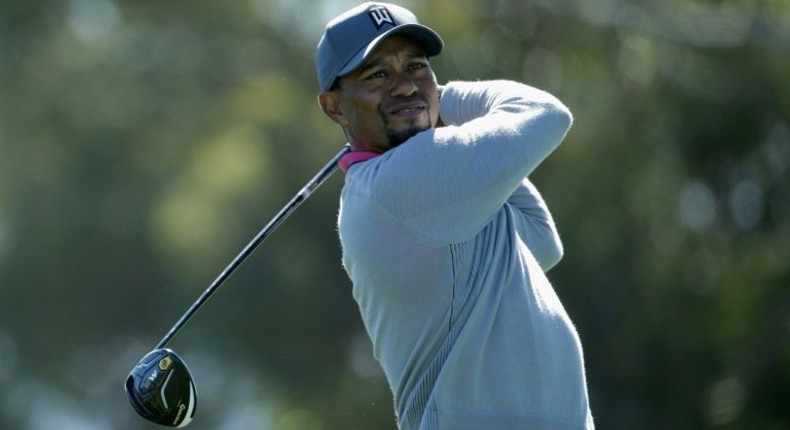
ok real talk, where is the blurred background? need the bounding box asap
[1,0,788,429]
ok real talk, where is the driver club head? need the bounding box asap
[125,348,196,428]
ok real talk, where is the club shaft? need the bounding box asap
[155,145,351,350]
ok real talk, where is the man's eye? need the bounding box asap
[408,62,427,71]
[367,70,388,79]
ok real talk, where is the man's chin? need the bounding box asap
[387,122,431,147]
[387,129,421,148]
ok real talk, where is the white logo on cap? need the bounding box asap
[368,5,395,29]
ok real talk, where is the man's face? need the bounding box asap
[324,36,440,153]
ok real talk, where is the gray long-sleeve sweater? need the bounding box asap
[337,80,594,430]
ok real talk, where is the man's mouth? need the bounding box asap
[390,102,427,117]
[386,93,429,115]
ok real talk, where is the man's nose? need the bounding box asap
[390,72,418,97]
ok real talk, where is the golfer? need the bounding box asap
[316,3,594,429]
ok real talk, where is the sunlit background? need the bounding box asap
[1,0,788,429]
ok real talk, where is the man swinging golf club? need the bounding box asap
[316,3,595,429]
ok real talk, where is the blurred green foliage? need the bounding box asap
[1,0,788,429]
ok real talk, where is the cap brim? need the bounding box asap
[337,24,444,78]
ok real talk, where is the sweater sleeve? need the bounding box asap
[507,178,564,271]
[439,80,570,127]
[371,80,573,245]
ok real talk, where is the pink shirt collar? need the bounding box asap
[338,150,381,172]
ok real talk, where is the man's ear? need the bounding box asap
[317,92,348,126]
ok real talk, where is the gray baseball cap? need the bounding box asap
[316,2,444,92]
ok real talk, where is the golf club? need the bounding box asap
[125,145,351,427]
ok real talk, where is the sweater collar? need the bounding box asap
[338,150,381,172]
